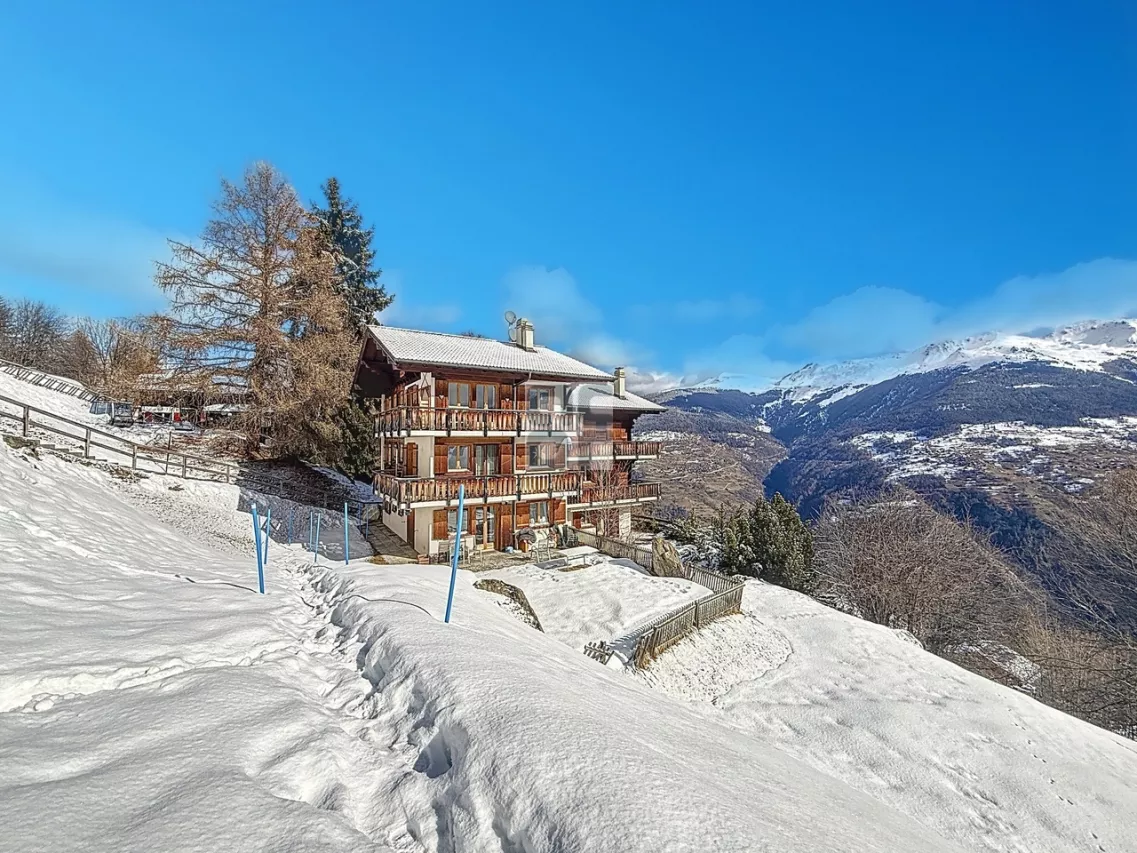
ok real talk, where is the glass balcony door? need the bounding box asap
[475,506,496,549]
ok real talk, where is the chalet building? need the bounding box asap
[354,321,665,558]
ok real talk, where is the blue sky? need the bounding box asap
[1,1,1136,390]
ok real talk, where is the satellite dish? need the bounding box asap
[508,325,519,342]
[505,310,520,342]
[504,310,517,325]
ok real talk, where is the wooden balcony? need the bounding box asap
[571,481,663,507]
[377,406,583,437]
[568,440,662,460]
[374,471,584,508]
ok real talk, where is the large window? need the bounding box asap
[447,509,460,534]
[446,445,470,471]
[474,444,499,476]
[527,386,553,411]
[531,501,550,526]
[474,383,497,410]
[527,442,553,468]
[448,382,471,408]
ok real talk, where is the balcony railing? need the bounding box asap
[573,482,663,505]
[568,440,662,460]
[377,406,583,436]
[374,471,584,506]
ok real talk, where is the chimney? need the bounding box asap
[613,366,627,399]
[518,318,536,351]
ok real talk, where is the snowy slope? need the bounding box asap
[773,319,1137,394]
[638,582,1137,853]
[0,442,962,852]
[0,368,101,425]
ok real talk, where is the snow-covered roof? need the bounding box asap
[366,326,614,382]
[567,384,666,413]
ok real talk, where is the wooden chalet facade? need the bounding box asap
[354,321,664,558]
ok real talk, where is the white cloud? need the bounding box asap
[945,258,1137,337]
[776,259,1137,364]
[780,286,942,359]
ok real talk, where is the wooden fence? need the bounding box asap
[565,527,656,573]
[565,525,747,669]
[0,358,97,401]
[0,390,382,517]
[632,584,744,668]
[0,391,237,481]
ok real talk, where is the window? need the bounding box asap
[531,501,550,526]
[446,445,470,471]
[448,382,471,408]
[474,384,497,410]
[527,387,552,411]
[527,442,552,468]
[447,509,460,534]
[475,444,499,476]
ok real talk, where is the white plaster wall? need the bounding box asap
[415,510,435,556]
[383,508,409,543]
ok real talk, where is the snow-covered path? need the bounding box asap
[0,445,404,852]
[638,583,1137,853]
[0,439,963,852]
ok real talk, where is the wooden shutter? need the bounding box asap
[434,442,447,475]
[435,378,448,409]
[517,501,531,527]
[499,383,513,409]
[405,443,418,477]
[433,509,447,540]
[501,443,514,475]
[515,442,526,471]
[554,442,566,469]
[553,499,567,524]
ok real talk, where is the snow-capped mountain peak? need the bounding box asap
[773,319,1137,393]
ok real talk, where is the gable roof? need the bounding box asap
[365,326,614,382]
[567,384,666,413]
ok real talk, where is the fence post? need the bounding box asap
[21,405,29,437]
[165,432,172,474]
[181,454,187,478]
[287,507,294,545]
[343,502,350,565]
[313,513,322,564]
[251,503,266,594]
[84,428,91,459]
[131,444,137,470]
[309,510,315,552]
[444,484,466,624]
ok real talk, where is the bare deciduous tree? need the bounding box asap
[0,298,69,372]
[1023,471,1137,735]
[814,490,1033,654]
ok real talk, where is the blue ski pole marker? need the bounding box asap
[444,484,465,624]
[313,512,322,564]
[343,502,350,565]
[251,502,265,594]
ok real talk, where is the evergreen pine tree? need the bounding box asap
[766,493,817,592]
[312,177,392,331]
